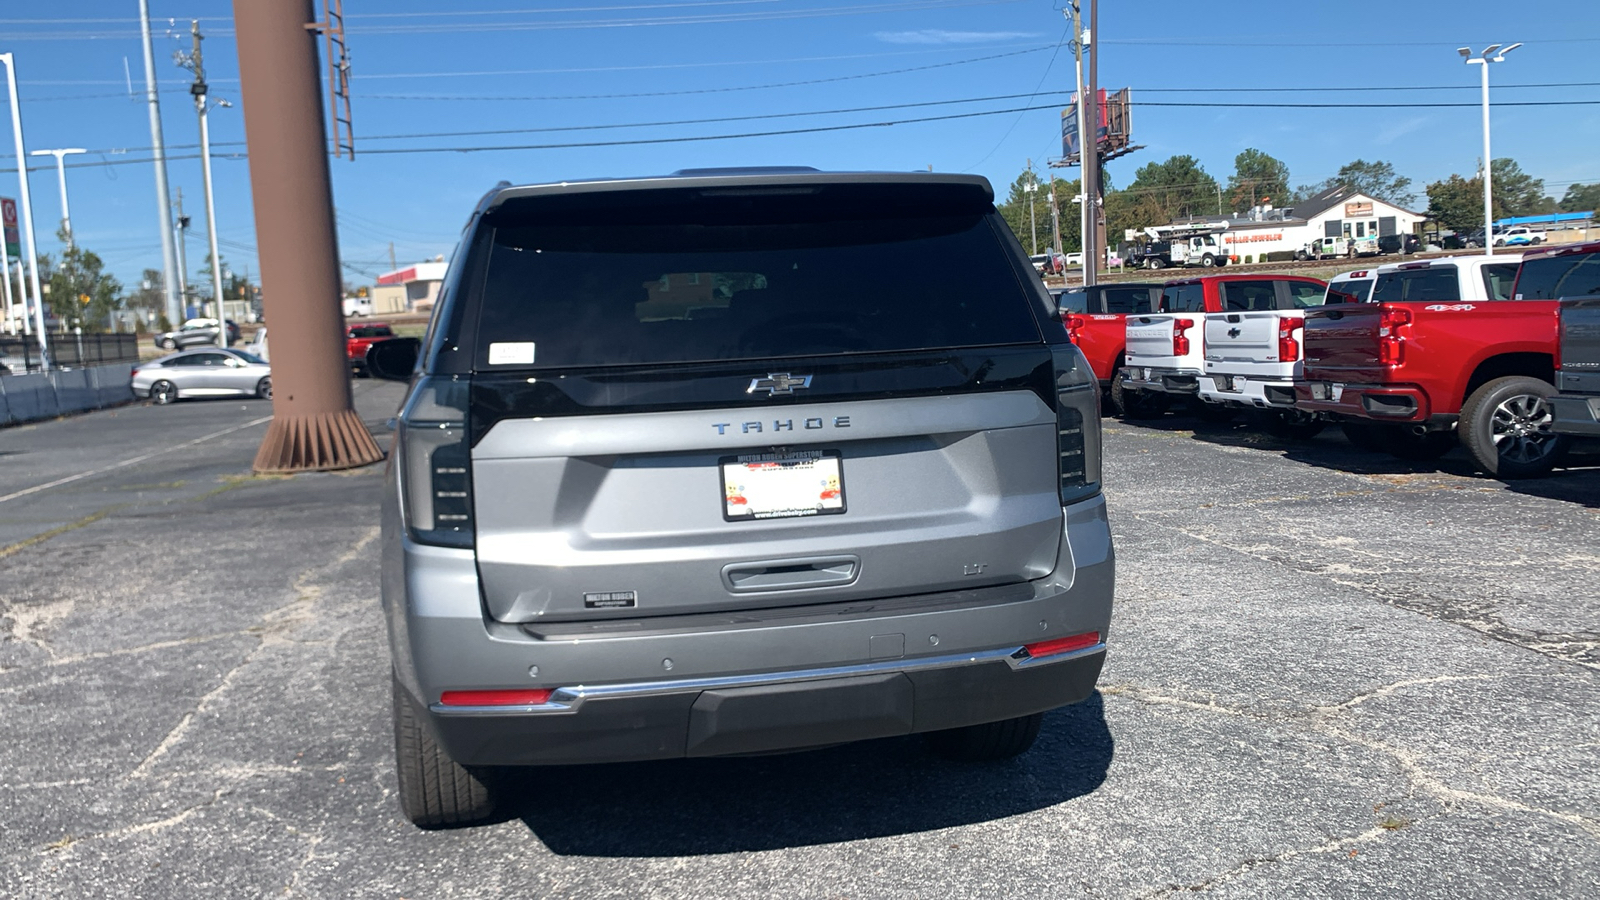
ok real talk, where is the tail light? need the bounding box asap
[1278,318,1303,362]
[1065,313,1086,344]
[1378,307,1411,367]
[1052,345,1102,506]
[1172,318,1195,357]
[398,375,474,548]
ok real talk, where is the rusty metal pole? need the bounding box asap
[232,0,381,472]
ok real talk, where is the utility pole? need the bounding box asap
[177,21,230,348]
[29,148,86,247]
[1049,183,1062,265]
[1,53,51,368]
[1083,0,1101,286]
[140,0,183,329]
[1066,3,1091,286]
[173,187,190,310]
[1025,159,1038,256]
[233,0,382,472]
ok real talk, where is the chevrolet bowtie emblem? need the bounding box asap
[747,373,813,396]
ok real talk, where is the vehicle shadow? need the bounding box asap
[1111,409,1600,501]
[503,692,1113,857]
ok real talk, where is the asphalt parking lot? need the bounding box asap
[1,385,1596,898]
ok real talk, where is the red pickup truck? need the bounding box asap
[346,322,396,377]
[1055,283,1162,411]
[1295,253,1570,478]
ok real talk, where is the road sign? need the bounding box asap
[2,197,19,258]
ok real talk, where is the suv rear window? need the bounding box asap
[1515,252,1600,300]
[473,203,1041,367]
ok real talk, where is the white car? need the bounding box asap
[131,348,272,405]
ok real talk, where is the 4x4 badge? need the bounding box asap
[747,373,813,396]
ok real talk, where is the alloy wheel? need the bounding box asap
[1489,393,1558,464]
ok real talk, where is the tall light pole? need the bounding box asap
[29,148,86,247]
[1,53,51,367]
[1460,42,1521,255]
[140,0,183,329]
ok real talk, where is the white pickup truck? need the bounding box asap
[1193,276,1330,435]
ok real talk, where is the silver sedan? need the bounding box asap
[131,348,273,405]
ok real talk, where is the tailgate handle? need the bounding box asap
[1326,310,1344,320]
[1226,314,1241,323]
[722,556,860,593]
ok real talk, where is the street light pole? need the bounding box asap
[1,53,51,368]
[1461,42,1520,255]
[29,148,86,247]
[1025,159,1038,255]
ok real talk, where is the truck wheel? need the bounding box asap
[1145,257,1165,270]
[1199,254,1216,268]
[925,712,1043,761]
[1459,376,1569,479]
[393,676,499,828]
[1531,237,1543,245]
[1111,378,1169,419]
[1382,425,1457,461]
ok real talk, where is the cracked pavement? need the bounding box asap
[1,387,1597,897]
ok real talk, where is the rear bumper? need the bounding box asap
[1120,366,1200,395]
[383,489,1115,767]
[1197,375,1296,409]
[1295,380,1432,422]
[1550,393,1600,437]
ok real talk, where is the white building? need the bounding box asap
[373,260,449,315]
[1170,185,1426,261]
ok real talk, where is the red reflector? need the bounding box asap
[439,688,553,707]
[1023,631,1101,659]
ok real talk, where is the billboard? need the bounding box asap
[2,197,19,259]
[1060,89,1133,164]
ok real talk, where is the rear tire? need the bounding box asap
[1145,257,1165,270]
[1199,254,1216,268]
[1458,375,1569,479]
[393,677,499,829]
[255,376,272,400]
[925,712,1043,761]
[150,379,177,405]
[1111,377,1169,419]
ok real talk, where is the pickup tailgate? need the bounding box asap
[1560,298,1600,393]
[1125,314,1195,369]
[1204,310,1297,379]
[1302,303,1386,382]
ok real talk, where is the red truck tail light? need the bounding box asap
[1278,318,1303,362]
[1377,307,1411,367]
[1172,318,1195,357]
[1065,313,1086,344]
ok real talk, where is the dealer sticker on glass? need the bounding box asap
[720,450,846,521]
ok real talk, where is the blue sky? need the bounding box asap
[3,0,1598,290]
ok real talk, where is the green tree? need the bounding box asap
[1425,174,1483,232]
[996,168,1082,253]
[1561,183,1600,215]
[1299,159,1415,207]
[1490,158,1555,216]
[1119,155,1220,224]
[1227,149,1290,211]
[44,228,122,331]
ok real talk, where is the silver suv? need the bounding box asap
[370,168,1114,827]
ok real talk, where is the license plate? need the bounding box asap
[721,451,846,521]
[1310,383,1328,400]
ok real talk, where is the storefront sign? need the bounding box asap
[1344,201,1373,217]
